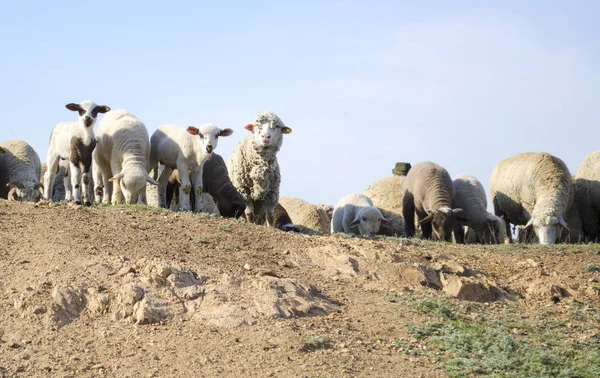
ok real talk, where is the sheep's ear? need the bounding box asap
[6,182,23,189]
[65,103,82,112]
[282,127,292,134]
[381,217,390,226]
[146,174,159,186]
[420,213,434,224]
[245,124,254,132]
[187,126,200,136]
[108,172,124,182]
[92,105,111,117]
[524,218,534,229]
[452,208,463,214]
[350,217,360,228]
[219,128,234,137]
[558,216,568,230]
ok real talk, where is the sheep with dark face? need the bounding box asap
[452,173,506,244]
[490,152,573,245]
[150,124,233,212]
[227,111,291,227]
[403,161,464,241]
[0,140,43,202]
[44,100,110,206]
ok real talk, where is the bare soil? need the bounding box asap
[1,200,599,377]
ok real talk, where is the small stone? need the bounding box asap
[244,264,251,271]
[91,364,104,370]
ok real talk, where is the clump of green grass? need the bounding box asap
[300,336,331,352]
[585,264,599,273]
[415,298,456,320]
[195,235,210,244]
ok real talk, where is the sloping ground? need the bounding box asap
[1,200,599,377]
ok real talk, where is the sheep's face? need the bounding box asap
[421,207,463,242]
[527,216,567,245]
[246,111,291,149]
[476,217,506,244]
[350,207,388,236]
[110,169,158,205]
[218,200,247,218]
[65,100,111,128]
[7,182,43,202]
[187,124,233,155]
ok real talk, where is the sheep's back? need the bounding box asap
[404,161,454,210]
[0,140,41,197]
[279,197,330,233]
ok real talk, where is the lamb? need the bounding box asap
[150,124,233,212]
[227,111,291,227]
[0,140,43,202]
[278,197,331,233]
[331,193,389,236]
[572,151,600,241]
[363,175,407,237]
[44,100,110,206]
[452,173,506,244]
[403,161,464,241]
[490,152,573,245]
[40,161,70,202]
[94,109,158,205]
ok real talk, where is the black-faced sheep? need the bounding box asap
[94,109,157,205]
[150,124,233,212]
[452,173,506,244]
[44,100,110,206]
[0,140,43,202]
[403,161,464,241]
[490,152,573,245]
[227,111,291,227]
[331,193,389,236]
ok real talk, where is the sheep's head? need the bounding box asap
[187,124,233,155]
[7,182,43,202]
[350,206,389,236]
[109,168,158,204]
[475,214,506,244]
[217,199,247,219]
[525,215,567,245]
[245,111,291,150]
[421,207,465,241]
[66,100,110,128]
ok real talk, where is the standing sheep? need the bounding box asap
[490,152,572,245]
[572,151,600,241]
[363,175,407,237]
[452,173,506,244]
[149,124,233,212]
[0,140,43,202]
[40,161,70,202]
[278,197,331,233]
[331,193,389,236]
[94,109,158,205]
[227,111,291,227]
[403,161,464,241]
[44,100,110,206]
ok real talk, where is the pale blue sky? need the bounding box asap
[1,1,599,206]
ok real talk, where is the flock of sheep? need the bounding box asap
[1,100,599,246]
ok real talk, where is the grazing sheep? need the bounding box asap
[452,173,506,244]
[44,100,110,206]
[403,161,464,241]
[201,153,246,218]
[95,109,158,205]
[490,152,573,245]
[150,124,233,212]
[227,111,291,227]
[331,193,389,236]
[0,140,43,202]
[363,175,407,237]
[278,197,330,233]
[573,151,600,241]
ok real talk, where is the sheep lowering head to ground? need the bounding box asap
[403,161,464,242]
[363,175,407,237]
[331,193,389,236]
[452,173,506,244]
[227,111,291,227]
[0,140,43,202]
[44,100,110,206]
[490,152,573,245]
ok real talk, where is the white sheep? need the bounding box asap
[452,173,506,244]
[44,100,110,206]
[227,111,291,227]
[40,161,70,202]
[0,140,43,202]
[572,151,600,241]
[331,193,389,236]
[149,123,233,211]
[490,152,573,245]
[94,109,158,205]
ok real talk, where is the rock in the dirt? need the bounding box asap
[132,295,173,325]
[399,264,441,289]
[441,276,496,302]
[431,260,468,276]
[527,279,570,302]
[49,285,86,326]
[306,247,358,281]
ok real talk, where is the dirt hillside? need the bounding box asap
[1,200,599,377]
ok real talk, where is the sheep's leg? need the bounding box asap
[63,169,72,202]
[81,162,92,207]
[70,162,83,205]
[402,194,416,237]
[420,221,433,240]
[44,152,60,201]
[93,164,103,203]
[177,164,192,211]
[191,168,204,213]
[265,205,275,227]
[157,166,172,208]
[453,223,465,244]
[112,180,123,205]
[244,199,255,223]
